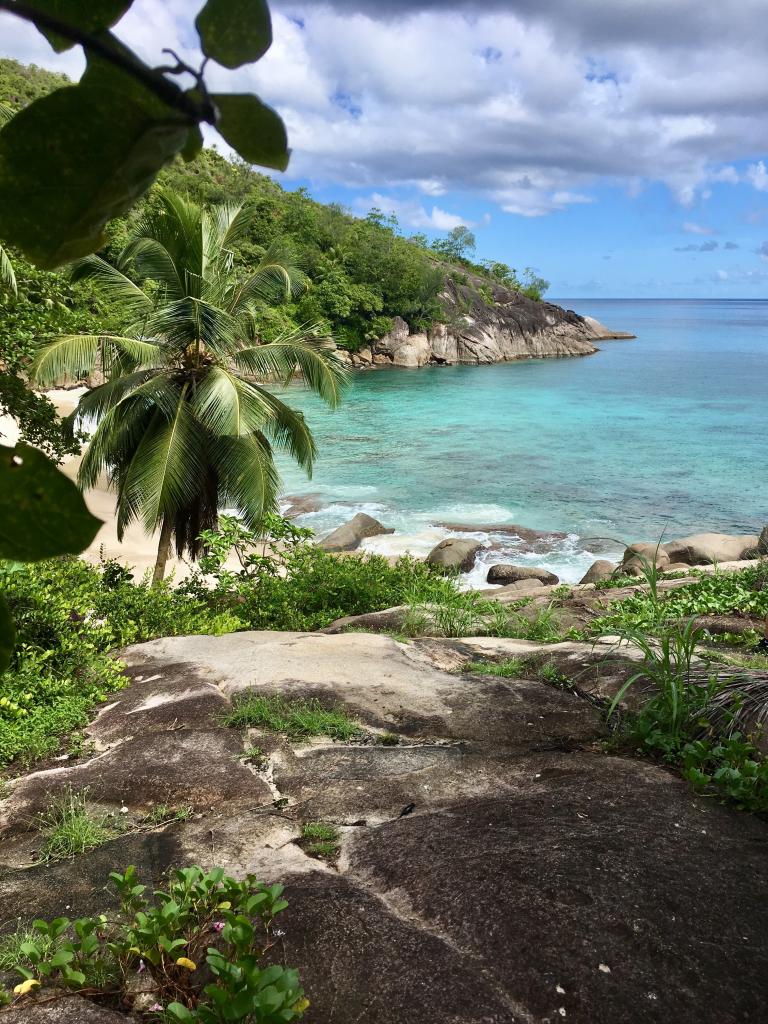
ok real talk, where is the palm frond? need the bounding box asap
[191,366,272,436]
[72,369,170,425]
[0,244,17,295]
[251,387,317,472]
[134,191,205,282]
[118,389,206,534]
[230,239,308,311]
[118,236,184,300]
[219,202,255,253]
[78,396,157,491]
[31,334,163,387]
[215,433,280,530]
[30,335,101,386]
[70,255,153,321]
[235,326,350,407]
[0,102,13,127]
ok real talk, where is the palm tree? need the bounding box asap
[0,102,17,295]
[31,190,349,582]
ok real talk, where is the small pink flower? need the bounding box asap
[148,1004,163,1012]
[137,959,146,973]
[212,921,225,933]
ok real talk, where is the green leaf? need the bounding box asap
[166,1004,195,1022]
[27,1,135,52]
[0,594,14,673]
[0,444,102,561]
[181,124,205,162]
[213,93,289,171]
[81,44,173,119]
[196,0,272,68]
[0,84,190,268]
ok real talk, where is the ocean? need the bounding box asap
[275,298,768,584]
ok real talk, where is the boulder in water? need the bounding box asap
[318,513,394,552]
[426,538,482,573]
[486,564,559,586]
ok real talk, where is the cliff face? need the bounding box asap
[336,273,633,368]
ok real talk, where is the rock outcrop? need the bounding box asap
[2,631,768,1024]
[318,513,394,552]
[366,273,633,368]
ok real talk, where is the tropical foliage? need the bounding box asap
[31,190,349,580]
[0,531,454,770]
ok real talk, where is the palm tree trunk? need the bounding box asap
[152,517,173,585]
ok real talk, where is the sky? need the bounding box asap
[3,0,768,297]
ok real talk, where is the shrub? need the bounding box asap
[0,558,241,769]
[182,513,457,633]
[1,865,308,1022]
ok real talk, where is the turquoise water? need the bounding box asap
[276,299,767,583]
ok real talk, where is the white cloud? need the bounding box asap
[362,193,470,230]
[746,161,768,192]
[682,222,714,235]
[2,0,767,219]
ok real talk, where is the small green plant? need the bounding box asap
[682,734,768,812]
[241,745,269,769]
[552,585,573,600]
[299,822,340,860]
[5,865,308,1022]
[606,618,707,737]
[539,663,571,687]
[224,694,361,741]
[380,733,400,746]
[36,790,118,862]
[463,659,525,678]
[142,804,193,826]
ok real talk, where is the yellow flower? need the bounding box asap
[292,998,310,1014]
[13,979,40,996]
[175,957,197,971]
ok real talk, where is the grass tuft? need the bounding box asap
[36,790,117,862]
[141,804,193,826]
[299,821,341,859]
[0,926,55,974]
[463,658,525,677]
[224,694,361,741]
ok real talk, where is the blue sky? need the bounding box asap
[3,0,768,297]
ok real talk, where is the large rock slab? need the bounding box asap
[370,278,633,368]
[2,630,768,1024]
[318,512,394,551]
[620,542,670,575]
[342,758,768,1024]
